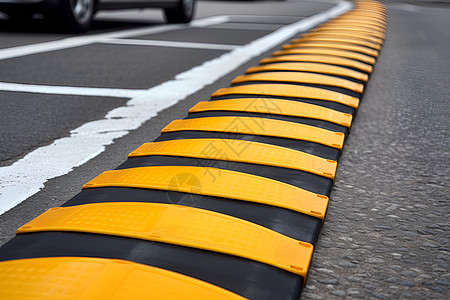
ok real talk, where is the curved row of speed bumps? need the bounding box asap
[0,1,387,299]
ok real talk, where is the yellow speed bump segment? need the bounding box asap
[273,48,376,65]
[17,203,315,279]
[300,31,384,45]
[318,21,386,30]
[333,14,387,23]
[162,117,345,149]
[337,15,387,23]
[324,23,386,33]
[260,55,373,74]
[292,35,381,51]
[81,167,330,219]
[245,62,369,82]
[336,14,386,22]
[129,138,338,178]
[325,21,386,32]
[327,18,386,26]
[284,41,379,57]
[232,72,364,94]
[212,84,359,109]
[190,98,353,127]
[0,257,246,300]
[313,26,386,39]
[346,9,387,15]
[351,10,386,16]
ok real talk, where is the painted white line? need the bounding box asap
[0,82,146,98]
[99,38,239,51]
[0,1,352,215]
[190,15,231,27]
[0,15,229,61]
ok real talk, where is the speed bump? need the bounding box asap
[284,41,379,57]
[313,26,386,39]
[350,9,386,15]
[300,31,384,44]
[273,48,376,65]
[17,203,315,279]
[211,84,360,108]
[82,169,329,219]
[337,15,387,23]
[318,22,386,31]
[190,98,353,127]
[346,9,386,15]
[129,138,338,178]
[231,72,363,94]
[327,18,386,26]
[259,55,373,74]
[162,117,346,149]
[0,257,246,300]
[325,23,385,33]
[336,15,387,22]
[325,21,386,32]
[292,34,382,48]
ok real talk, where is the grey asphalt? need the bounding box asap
[0,92,128,166]
[133,27,273,44]
[0,1,449,299]
[0,44,226,88]
[302,2,450,299]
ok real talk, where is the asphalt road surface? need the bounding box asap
[0,0,449,299]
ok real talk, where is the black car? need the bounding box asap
[0,0,196,32]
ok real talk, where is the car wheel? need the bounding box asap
[57,0,95,33]
[164,0,196,24]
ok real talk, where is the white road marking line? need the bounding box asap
[0,15,228,61]
[190,15,231,27]
[0,1,352,215]
[0,82,147,98]
[99,38,239,51]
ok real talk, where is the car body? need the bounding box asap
[0,0,196,32]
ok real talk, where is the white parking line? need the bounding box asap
[0,1,352,215]
[0,15,229,61]
[0,82,147,98]
[99,38,239,51]
[190,15,231,27]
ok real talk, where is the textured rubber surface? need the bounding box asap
[0,257,246,300]
[190,98,353,127]
[129,139,338,178]
[17,203,314,278]
[299,31,384,44]
[162,117,346,149]
[212,84,359,108]
[248,62,369,82]
[231,72,364,94]
[82,166,329,219]
[273,48,376,64]
[259,55,373,74]
[284,41,379,57]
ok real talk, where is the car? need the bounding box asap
[0,0,197,32]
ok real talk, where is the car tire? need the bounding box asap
[57,0,95,33]
[164,0,196,24]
